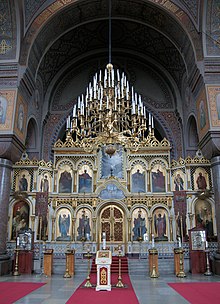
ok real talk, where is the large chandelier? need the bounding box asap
[65,1,155,156]
[66,63,155,156]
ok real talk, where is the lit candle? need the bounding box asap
[16,236,19,247]
[152,234,155,248]
[178,237,181,248]
[103,232,106,250]
[206,241,208,248]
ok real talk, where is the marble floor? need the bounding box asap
[0,271,220,304]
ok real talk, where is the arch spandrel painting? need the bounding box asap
[100,144,123,179]
[131,165,146,193]
[56,208,71,241]
[78,165,92,193]
[151,165,166,193]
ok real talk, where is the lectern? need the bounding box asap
[95,250,112,291]
[189,228,206,274]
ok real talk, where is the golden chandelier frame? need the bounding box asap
[66,63,155,156]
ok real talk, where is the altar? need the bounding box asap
[95,250,112,291]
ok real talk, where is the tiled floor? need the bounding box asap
[0,271,220,303]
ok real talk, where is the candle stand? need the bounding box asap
[204,247,212,276]
[148,248,159,278]
[12,248,20,276]
[116,246,124,288]
[84,250,93,287]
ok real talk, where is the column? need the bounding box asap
[0,158,13,275]
[211,156,220,248]
[211,156,220,274]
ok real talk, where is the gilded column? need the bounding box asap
[128,217,131,242]
[0,158,13,274]
[93,218,96,242]
[30,215,35,231]
[169,216,173,241]
[167,169,171,192]
[73,169,77,192]
[51,216,55,241]
[54,169,58,193]
[127,169,131,192]
[148,216,152,239]
[93,170,97,192]
[72,217,75,241]
[147,169,151,192]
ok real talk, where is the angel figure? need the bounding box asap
[59,213,70,238]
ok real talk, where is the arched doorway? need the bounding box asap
[99,205,125,247]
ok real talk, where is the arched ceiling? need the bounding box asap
[22,0,199,97]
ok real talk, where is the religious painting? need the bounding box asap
[11,201,29,240]
[131,165,146,193]
[99,183,125,200]
[195,200,214,240]
[78,165,92,193]
[152,208,168,241]
[193,168,209,191]
[196,88,209,139]
[76,209,91,241]
[39,173,50,192]
[151,164,166,192]
[36,192,48,241]
[207,86,220,127]
[174,191,187,242]
[100,144,123,179]
[16,170,31,192]
[14,93,27,142]
[0,90,15,131]
[56,208,72,241]
[172,170,185,191]
[132,208,148,241]
[59,166,72,193]
[0,95,7,124]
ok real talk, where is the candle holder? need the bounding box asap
[116,246,124,288]
[12,248,20,276]
[84,250,93,287]
[63,250,71,278]
[204,247,212,276]
[176,248,186,278]
[149,248,159,278]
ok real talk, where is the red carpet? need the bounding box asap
[67,273,139,304]
[168,282,220,304]
[0,282,46,304]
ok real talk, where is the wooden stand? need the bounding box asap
[174,248,184,275]
[14,250,33,274]
[67,250,75,276]
[43,249,53,276]
[148,248,159,278]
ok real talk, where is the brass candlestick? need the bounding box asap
[12,248,20,276]
[176,248,186,278]
[204,248,212,276]
[116,246,124,288]
[84,250,93,287]
[63,251,71,278]
[149,248,159,278]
